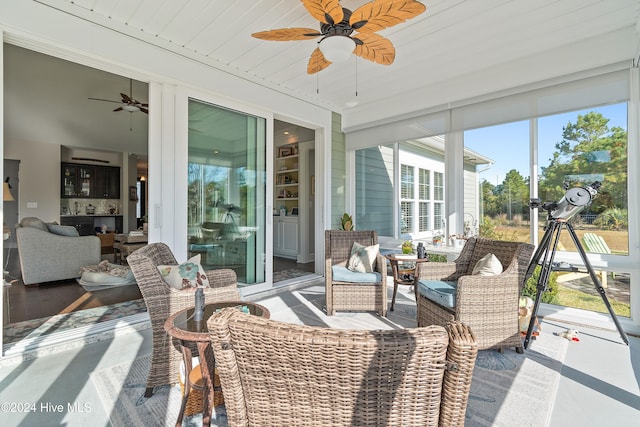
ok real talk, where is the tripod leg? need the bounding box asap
[565,224,629,346]
[524,221,562,349]
[524,222,555,282]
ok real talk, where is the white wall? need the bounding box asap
[4,139,60,222]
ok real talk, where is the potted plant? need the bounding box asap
[402,240,413,254]
[339,213,354,231]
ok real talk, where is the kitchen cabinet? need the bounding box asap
[274,216,298,259]
[61,163,95,198]
[61,163,120,199]
[61,215,123,236]
[94,166,121,198]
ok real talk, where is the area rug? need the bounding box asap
[465,332,568,426]
[91,354,227,427]
[92,332,567,427]
[3,299,147,344]
[273,269,313,283]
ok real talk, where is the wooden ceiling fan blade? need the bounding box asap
[302,0,343,25]
[113,106,124,112]
[350,0,426,33]
[252,28,322,41]
[139,107,149,114]
[353,32,395,65]
[120,93,132,103]
[307,48,332,74]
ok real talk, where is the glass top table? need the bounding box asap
[164,300,270,427]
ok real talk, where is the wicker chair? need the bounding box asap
[325,230,387,316]
[208,308,478,427]
[127,242,240,397]
[416,237,534,353]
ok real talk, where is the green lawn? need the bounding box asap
[557,284,630,317]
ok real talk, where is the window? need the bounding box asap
[433,171,444,230]
[418,168,430,232]
[187,99,266,285]
[464,103,629,317]
[400,164,414,199]
[355,142,446,239]
[401,161,444,237]
[464,121,530,243]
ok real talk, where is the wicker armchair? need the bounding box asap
[127,242,240,397]
[325,230,387,316]
[416,237,534,352]
[208,308,478,427]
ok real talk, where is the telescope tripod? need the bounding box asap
[523,218,629,349]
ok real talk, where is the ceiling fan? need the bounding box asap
[252,0,426,74]
[88,79,148,114]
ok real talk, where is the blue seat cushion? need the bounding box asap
[332,266,381,283]
[417,280,457,308]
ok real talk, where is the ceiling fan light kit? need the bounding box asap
[252,0,426,74]
[319,35,356,63]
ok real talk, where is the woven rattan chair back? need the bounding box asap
[208,308,478,427]
[128,242,240,397]
[416,237,534,352]
[324,230,387,316]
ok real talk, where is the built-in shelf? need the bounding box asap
[275,143,299,207]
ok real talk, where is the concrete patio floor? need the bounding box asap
[0,280,638,426]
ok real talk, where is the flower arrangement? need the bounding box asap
[402,240,413,254]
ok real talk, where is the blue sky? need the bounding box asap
[464,103,628,186]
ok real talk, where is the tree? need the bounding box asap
[539,112,627,214]
[497,170,530,220]
[480,179,500,218]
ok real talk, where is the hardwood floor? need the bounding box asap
[2,249,314,325]
[2,247,142,325]
[3,277,142,324]
[273,256,315,276]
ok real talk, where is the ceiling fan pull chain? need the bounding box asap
[355,56,358,98]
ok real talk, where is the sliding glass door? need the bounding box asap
[186,99,266,286]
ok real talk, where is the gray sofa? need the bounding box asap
[15,217,101,285]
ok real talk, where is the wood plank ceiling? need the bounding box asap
[15,0,640,131]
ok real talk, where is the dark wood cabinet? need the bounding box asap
[60,216,95,235]
[61,215,124,236]
[61,163,120,199]
[61,164,95,198]
[94,166,121,198]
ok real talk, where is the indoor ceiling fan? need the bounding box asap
[88,79,148,114]
[252,0,426,74]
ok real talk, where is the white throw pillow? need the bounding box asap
[472,253,503,276]
[347,242,379,273]
[157,254,211,290]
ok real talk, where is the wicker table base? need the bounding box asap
[179,368,224,416]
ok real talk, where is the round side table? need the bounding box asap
[165,301,270,427]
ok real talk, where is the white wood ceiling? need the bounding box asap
[34,0,639,129]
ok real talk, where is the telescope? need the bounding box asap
[529,181,600,221]
[522,179,628,349]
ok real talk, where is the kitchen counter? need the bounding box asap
[60,215,124,236]
[60,214,123,217]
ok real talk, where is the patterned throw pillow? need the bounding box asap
[347,242,379,273]
[157,254,211,290]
